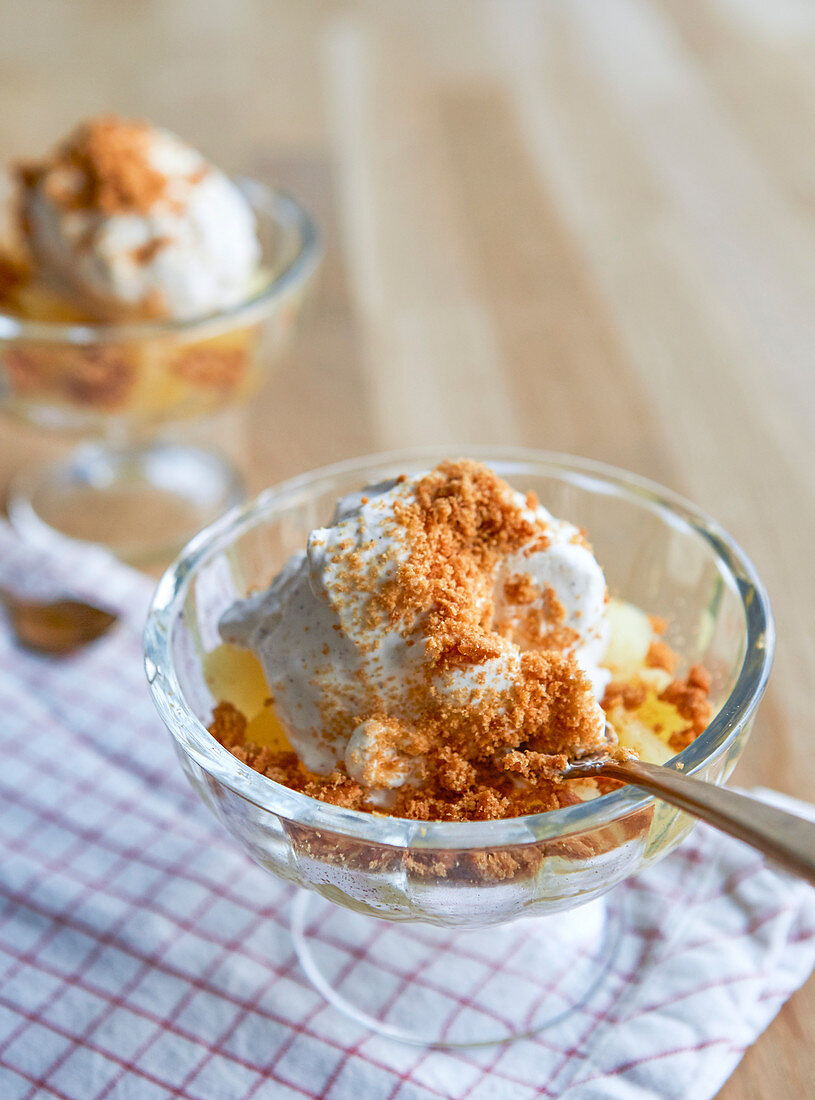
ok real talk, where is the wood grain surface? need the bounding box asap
[1,1,813,1094]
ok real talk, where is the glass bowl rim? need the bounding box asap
[0,177,321,344]
[144,446,775,850]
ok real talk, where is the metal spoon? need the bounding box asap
[563,741,815,886]
[0,587,118,655]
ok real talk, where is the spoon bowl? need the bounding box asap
[0,588,118,655]
[559,738,815,886]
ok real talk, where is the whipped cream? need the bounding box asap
[19,117,260,320]
[220,467,611,789]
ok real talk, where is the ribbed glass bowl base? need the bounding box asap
[291,890,621,1047]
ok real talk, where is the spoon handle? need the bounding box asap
[600,758,815,886]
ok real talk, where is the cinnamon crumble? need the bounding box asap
[18,116,169,216]
[209,461,715,823]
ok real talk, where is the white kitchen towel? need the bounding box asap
[0,524,812,1100]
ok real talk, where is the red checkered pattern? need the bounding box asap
[0,525,813,1100]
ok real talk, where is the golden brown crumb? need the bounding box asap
[434,747,477,793]
[173,346,248,388]
[659,665,713,736]
[668,727,697,752]
[503,572,539,605]
[646,640,677,673]
[18,116,169,216]
[687,664,712,692]
[602,682,625,710]
[648,614,667,635]
[603,681,647,711]
[303,770,366,810]
[209,701,248,749]
[622,683,647,710]
[539,585,567,625]
[130,236,168,265]
[499,578,576,653]
[523,533,551,555]
[501,748,568,782]
[5,345,135,409]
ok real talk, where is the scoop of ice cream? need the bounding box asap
[17,116,260,320]
[220,461,611,789]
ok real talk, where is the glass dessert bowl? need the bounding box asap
[1,177,320,563]
[144,448,773,1046]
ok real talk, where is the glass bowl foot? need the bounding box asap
[291,890,621,1047]
[8,439,243,566]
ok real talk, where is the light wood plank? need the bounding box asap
[323,16,520,448]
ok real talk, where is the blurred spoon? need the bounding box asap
[0,587,118,655]
[562,730,815,886]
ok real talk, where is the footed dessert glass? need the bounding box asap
[144,448,774,1046]
[1,179,320,564]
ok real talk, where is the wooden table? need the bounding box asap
[1,1,812,1093]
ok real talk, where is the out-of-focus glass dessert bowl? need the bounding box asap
[144,448,774,1046]
[1,178,320,564]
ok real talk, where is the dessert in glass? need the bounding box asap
[144,448,773,1045]
[0,116,320,563]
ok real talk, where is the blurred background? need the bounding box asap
[1,2,813,1092]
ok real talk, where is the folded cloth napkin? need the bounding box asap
[0,524,813,1100]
